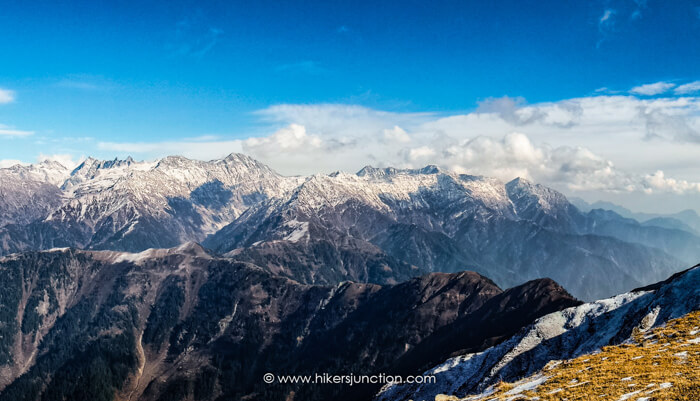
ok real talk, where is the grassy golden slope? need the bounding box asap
[436,310,700,401]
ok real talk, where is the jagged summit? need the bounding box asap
[68,156,139,177]
[173,241,210,256]
[71,156,137,172]
[506,175,580,230]
[356,164,442,178]
[2,160,71,186]
[220,152,258,163]
[37,159,71,169]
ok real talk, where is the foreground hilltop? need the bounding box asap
[377,264,700,401]
[453,310,700,400]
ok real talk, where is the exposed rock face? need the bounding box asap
[0,246,579,401]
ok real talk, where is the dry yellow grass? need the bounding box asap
[438,310,700,401]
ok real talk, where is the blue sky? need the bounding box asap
[2,0,700,212]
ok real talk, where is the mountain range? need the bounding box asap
[1,154,698,300]
[0,153,699,400]
[571,197,700,235]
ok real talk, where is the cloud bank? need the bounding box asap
[96,93,700,201]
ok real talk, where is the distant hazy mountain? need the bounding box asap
[1,154,698,299]
[377,264,700,401]
[0,246,579,401]
[571,197,700,235]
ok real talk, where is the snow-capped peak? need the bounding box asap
[356,164,442,179]
[62,156,154,192]
[1,159,71,186]
[505,176,576,226]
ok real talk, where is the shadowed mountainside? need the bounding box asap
[0,245,580,401]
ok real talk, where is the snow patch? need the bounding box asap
[504,375,547,395]
[283,219,309,242]
[618,390,641,400]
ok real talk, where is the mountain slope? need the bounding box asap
[227,237,426,285]
[0,246,579,401]
[205,167,690,300]
[449,310,700,400]
[0,161,68,227]
[376,264,700,401]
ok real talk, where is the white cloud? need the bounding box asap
[95,95,700,202]
[0,159,25,168]
[243,124,322,154]
[398,133,633,193]
[477,96,544,125]
[599,9,614,25]
[256,104,432,138]
[597,9,616,46]
[643,170,700,194]
[0,88,15,104]
[169,17,223,58]
[0,124,33,137]
[248,98,700,195]
[631,0,648,20]
[383,126,411,143]
[407,146,436,161]
[641,105,700,143]
[630,82,676,96]
[477,96,582,127]
[38,153,82,169]
[675,81,700,95]
[98,139,245,161]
